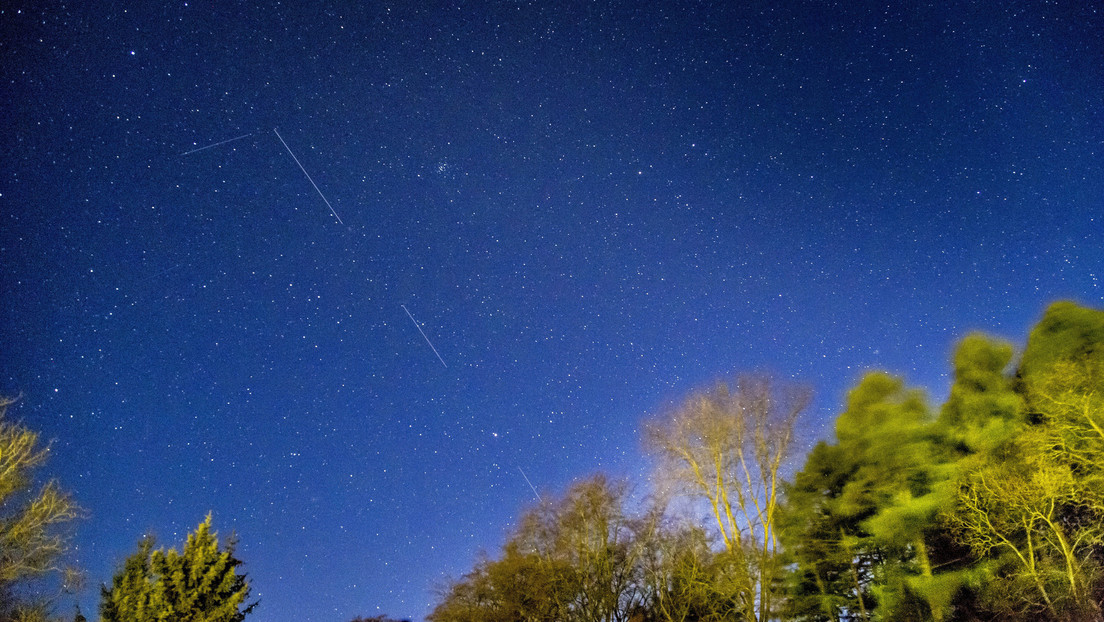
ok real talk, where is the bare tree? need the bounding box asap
[644,375,809,622]
[430,475,651,622]
[0,395,81,621]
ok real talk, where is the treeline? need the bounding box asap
[429,301,1104,622]
[0,301,1100,621]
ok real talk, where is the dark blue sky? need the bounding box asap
[2,1,1101,620]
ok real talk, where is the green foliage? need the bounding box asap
[778,441,873,621]
[430,301,1104,622]
[99,515,256,622]
[834,372,930,446]
[779,302,1104,621]
[1019,300,1104,380]
[938,334,1023,454]
[783,371,974,621]
[948,302,1104,620]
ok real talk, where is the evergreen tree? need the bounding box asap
[1018,300,1104,380]
[937,333,1023,454]
[100,515,256,622]
[781,372,976,621]
[779,441,873,621]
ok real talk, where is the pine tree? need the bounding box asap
[100,515,256,622]
[781,372,979,621]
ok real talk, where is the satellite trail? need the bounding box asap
[181,132,253,156]
[273,128,344,225]
[401,304,448,368]
[518,466,543,502]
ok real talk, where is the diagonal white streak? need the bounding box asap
[181,132,253,156]
[518,466,543,503]
[401,304,448,368]
[273,128,344,225]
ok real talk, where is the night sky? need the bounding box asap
[2,1,1102,620]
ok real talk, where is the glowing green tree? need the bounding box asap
[945,304,1104,621]
[782,368,982,621]
[100,515,256,622]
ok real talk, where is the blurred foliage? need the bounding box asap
[781,301,1104,622]
[1019,300,1104,379]
[432,301,1104,622]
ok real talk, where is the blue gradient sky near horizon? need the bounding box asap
[2,1,1101,620]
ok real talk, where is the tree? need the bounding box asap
[1025,356,1104,620]
[781,373,934,621]
[945,439,1091,620]
[638,514,750,622]
[1027,356,1104,504]
[100,515,256,622]
[781,368,989,622]
[644,374,809,622]
[779,441,874,622]
[430,475,653,622]
[0,395,81,621]
[1017,301,1104,381]
[937,333,1023,454]
[941,302,1104,621]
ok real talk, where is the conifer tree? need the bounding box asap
[100,515,256,622]
[781,372,977,621]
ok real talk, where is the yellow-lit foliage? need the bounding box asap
[644,375,808,622]
[0,395,80,619]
